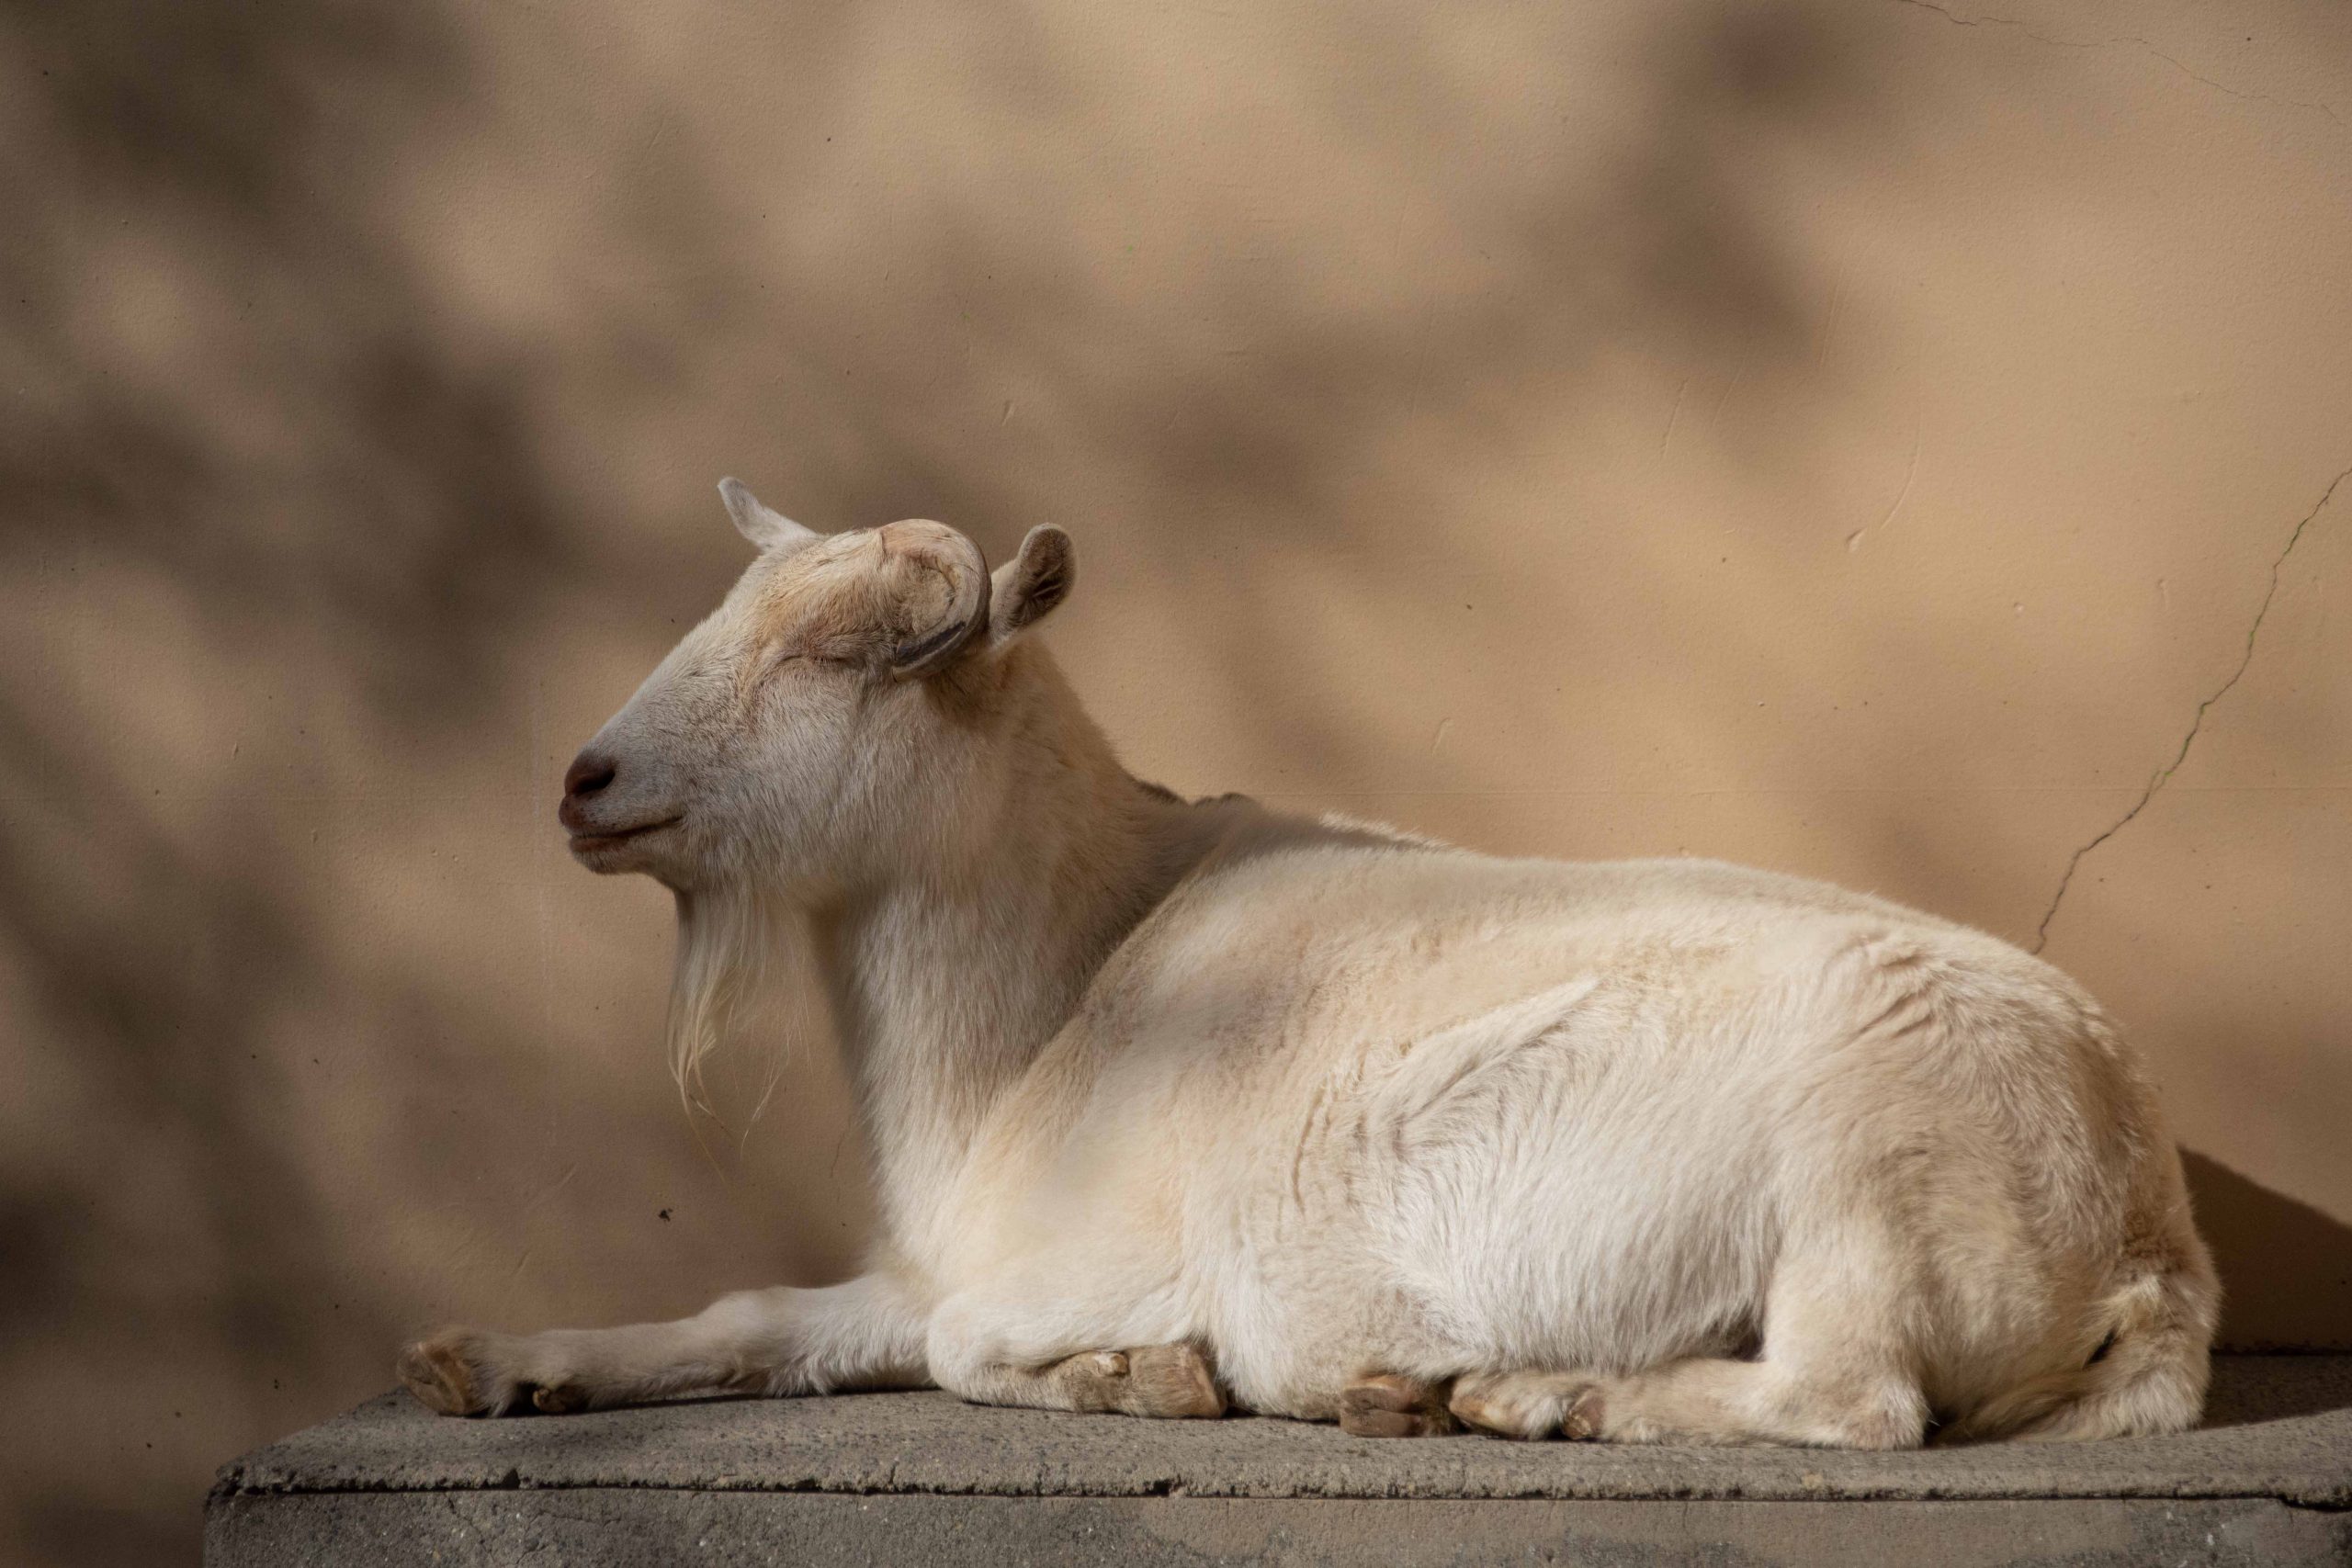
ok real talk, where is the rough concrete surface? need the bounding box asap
[205,1356,2352,1565]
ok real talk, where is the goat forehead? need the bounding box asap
[735,523,964,647]
[874,518,961,555]
[716,535,858,627]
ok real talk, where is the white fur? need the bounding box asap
[399,490,2217,1448]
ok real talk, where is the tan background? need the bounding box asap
[6,0,2351,1561]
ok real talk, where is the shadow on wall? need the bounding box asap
[0,1,631,1563]
[2185,1152,2352,1355]
[753,4,1878,803]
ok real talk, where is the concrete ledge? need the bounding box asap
[207,1355,2352,1565]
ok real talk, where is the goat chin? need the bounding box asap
[405,499,2214,1450]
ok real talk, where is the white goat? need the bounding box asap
[399,483,2217,1446]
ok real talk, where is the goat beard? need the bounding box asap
[666,879,799,1126]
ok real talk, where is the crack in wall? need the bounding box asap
[1887,0,2346,128]
[2031,462,2352,953]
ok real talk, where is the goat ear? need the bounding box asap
[889,530,993,679]
[718,478,820,555]
[988,526,1075,648]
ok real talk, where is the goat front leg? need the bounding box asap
[398,1273,930,1416]
[924,1285,1225,1419]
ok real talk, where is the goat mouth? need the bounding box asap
[567,814,684,852]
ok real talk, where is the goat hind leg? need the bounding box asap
[1454,1225,1931,1449]
[1449,1348,1926,1448]
[1449,1359,1917,1447]
[1448,1369,1608,1439]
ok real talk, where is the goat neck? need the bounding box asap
[809,650,1219,1257]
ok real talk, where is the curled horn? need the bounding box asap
[889,530,993,679]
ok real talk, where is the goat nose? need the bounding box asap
[563,750,616,797]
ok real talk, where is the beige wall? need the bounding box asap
[6,0,2351,1560]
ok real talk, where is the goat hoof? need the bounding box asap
[400,1331,497,1417]
[1340,1373,1459,1438]
[399,1327,560,1417]
[1120,1344,1226,1418]
[1449,1371,1609,1440]
[530,1382,587,1414]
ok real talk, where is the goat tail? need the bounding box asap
[1943,1224,2220,1444]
